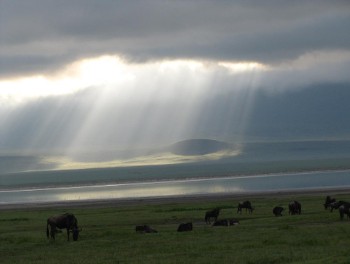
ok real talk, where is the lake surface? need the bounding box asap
[1,170,350,205]
[1,140,350,205]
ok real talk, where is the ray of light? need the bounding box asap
[0,55,268,169]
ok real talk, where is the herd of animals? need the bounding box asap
[46,195,350,241]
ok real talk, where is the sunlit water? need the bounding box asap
[1,140,350,205]
[1,170,350,205]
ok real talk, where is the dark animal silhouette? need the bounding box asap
[324,196,336,210]
[329,202,340,212]
[213,218,239,226]
[213,219,229,226]
[205,208,220,224]
[273,206,284,216]
[237,201,254,214]
[177,222,193,232]
[135,225,157,233]
[329,201,350,212]
[46,213,80,241]
[339,205,350,220]
[288,201,301,215]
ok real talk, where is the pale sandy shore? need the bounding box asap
[1,187,350,211]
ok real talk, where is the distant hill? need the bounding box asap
[169,139,231,156]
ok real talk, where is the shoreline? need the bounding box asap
[1,186,350,211]
[2,165,350,190]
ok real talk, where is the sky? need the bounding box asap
[1,1,350,169]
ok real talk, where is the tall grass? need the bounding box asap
[1,193,350,263]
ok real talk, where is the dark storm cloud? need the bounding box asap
[1,0,349,77]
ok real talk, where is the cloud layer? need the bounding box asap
[1,1,349,77]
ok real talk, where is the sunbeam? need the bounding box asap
[1,55,271,170]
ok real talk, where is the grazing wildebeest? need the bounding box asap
[237,201,254,214]
[205,208,220,224]
[213,218,239,226]
[47,213,80,241]
[273,206,284,217]
[339,205,350,220]
[213,219,229,226]
[288,201,301,215]
[324,196,336,210]
[177,222,193,232]
[135,225,157,233]
[329,201,350,212]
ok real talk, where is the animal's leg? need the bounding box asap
[50,226,56,240]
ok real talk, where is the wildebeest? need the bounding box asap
[237,201,254,214]
[289,201,301,215]
[177,222,193,232]
[46,213,80,241]
[339,205,350,220]
[213,218,239,226]
[324,196,336,210]
[205,208,220,224]
[135,225,157,233]
[273,206,284,217]
[329,201,350,212]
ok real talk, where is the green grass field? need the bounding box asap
[1,193,350,263]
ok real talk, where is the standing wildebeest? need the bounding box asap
[177,222,193,232]
[339,205,350,220]
[273,206,284,217]
[205,208,220,224]
[237,201,254,214]
[288,201,301,215]
[324,196,336,210]
[47,213,80,241]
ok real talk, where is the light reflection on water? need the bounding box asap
[1,170,350,204]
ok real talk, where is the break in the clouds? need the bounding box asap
[0,1,350,170]
[1,53,350,153]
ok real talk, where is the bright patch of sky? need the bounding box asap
[0,55,270,105]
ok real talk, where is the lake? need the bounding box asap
[1,170,350,205]
[1,140,350,205]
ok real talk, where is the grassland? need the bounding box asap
[1,192,350,264]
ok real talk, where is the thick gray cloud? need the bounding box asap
[1,0,349,77]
